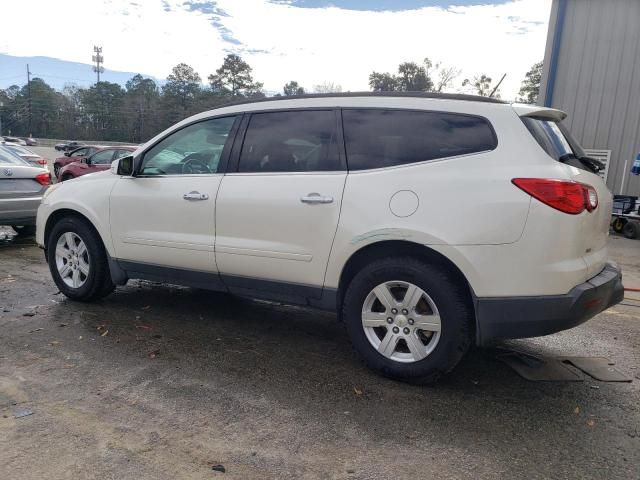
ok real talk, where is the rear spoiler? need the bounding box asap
[511,104,567,122]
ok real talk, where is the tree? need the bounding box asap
[208,54,263,98]
[518,61,543,104]
[313,81,342,93]
[397,62,432,92]
[424,58,460,93]
[163,63,202,111]
[80,81,126,140]
[369,72,399,92]
[462,74,499,97]
[283,81,305,96]
[369,57,458,93]
[125,74,160,142]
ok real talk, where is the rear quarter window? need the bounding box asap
[342,109,497,171]
[521,116,586,161]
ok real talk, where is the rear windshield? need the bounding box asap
[521,116,586,161]
[0,147,28,166]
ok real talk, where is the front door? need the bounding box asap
[109,116,238,274]
[215,109,346,299]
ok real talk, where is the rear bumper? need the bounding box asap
[0,196,43,226]
[475,262,624,345]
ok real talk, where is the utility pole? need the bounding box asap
[26,64,32,135]
[0,101,3,137]
[92,46,104,84]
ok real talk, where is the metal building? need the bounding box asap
[539,0,640,195]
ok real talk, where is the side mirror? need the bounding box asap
[111,155,134,176]
[84,157,92,165]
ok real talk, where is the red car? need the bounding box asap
[58,146,136,181]
[53,145,106,178]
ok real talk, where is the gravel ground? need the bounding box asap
[0,232,638,479]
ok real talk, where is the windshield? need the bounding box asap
[521,116,587,161]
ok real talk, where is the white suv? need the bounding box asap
[36,93,623,383]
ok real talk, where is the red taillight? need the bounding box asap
[36,158,47,165]
[512,178,597,215]
[35,173,51,186]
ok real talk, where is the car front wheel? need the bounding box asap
[47,216,114,301]
[342,257,473,384]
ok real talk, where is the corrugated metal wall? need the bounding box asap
[539,0,640,195]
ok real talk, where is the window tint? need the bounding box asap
[72,148,88,157]
[141,116,236,175]
[238,110,340,173]
[90,149,115,164]
[522,117,586,161]
[342,109,497,170]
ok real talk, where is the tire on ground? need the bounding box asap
[622,221,638,239]
[47,216,115,301]
[342,256,473,384]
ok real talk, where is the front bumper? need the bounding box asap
[475,262,624,345]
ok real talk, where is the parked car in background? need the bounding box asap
[0,146,50,235]
[36,93,623,383]
[58,146,136,181]
[53,145,105,178]
[22,137,37,146]
[55,140,85,152]
[3,136,27,146]
[2,144,48,170]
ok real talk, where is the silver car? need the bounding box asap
[0,147,50,235]
[2,143,49,170]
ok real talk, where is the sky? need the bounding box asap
[0,0,551,99]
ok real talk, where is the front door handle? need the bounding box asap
[183,191,209,201]
[300,193,334,204]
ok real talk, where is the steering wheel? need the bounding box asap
[181,155,211,174]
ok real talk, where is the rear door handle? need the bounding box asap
[183,191,209,201]
[301,193,334,204]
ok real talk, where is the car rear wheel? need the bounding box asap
[342,257,473,384]
[54,164,61,178]
[47,216,114,301]
[60,173,73,182]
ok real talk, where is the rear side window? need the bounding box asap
[342,109,497,171]
[521,117,586,161]
[238,110,341,173]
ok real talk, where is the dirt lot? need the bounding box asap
[0,232,639,479]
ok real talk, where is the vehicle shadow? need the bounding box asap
[47,280,633,476]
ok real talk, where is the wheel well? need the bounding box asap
[44,209,99,249]
[337,240,475,313]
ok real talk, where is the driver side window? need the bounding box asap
[140,116,236,176]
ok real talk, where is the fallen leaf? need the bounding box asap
[574,407,580,415]
[49,341,60,346]
[100,330,109,337]
[211,464,226,473]
[587,420,596,427]
[353,386,363,396]
[148,349,160,359]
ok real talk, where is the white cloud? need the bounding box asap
[1,0,550,98]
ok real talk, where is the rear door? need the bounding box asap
[215,109,346,300]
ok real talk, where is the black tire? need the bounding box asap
[54,164,60,178]
[611,217,627,233]
[11,225,36,236]
[47,216,115,301]
[342,257,473,384]
[622,221,638,239]
[60,173,73,182]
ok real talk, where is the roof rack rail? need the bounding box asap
[216,91,507,109]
